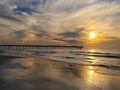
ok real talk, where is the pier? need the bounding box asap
[0,45,84,50]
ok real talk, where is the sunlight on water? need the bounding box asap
[0,48,120,76]
[21,58,35,67]
[89,66,94,70]
[89,70,93,77]
[0,52,120,90]
[88,66,94,80]
[89,49,96,53]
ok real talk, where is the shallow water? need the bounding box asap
[1,49,120,76]
[21,49,120,75]
[0,56,120,90]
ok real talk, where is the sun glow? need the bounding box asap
[90,32,96,39]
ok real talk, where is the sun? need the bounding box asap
[89,32,96,39]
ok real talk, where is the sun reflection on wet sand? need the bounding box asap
[0,56,120,90]
[21,58,36,67]
[89,66,94,76]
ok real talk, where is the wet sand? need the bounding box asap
[0,55,120,90]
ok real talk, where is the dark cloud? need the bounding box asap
[0,13,22,22]
[60,32,79,38]
[0,4,23,22]
[53,38,83,45]
[64,40,80,44]
[35,30,49,37]
[30,25,50,37]
[59,28,84,38]
[10,31,26,39]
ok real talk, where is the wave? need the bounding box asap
[1,50,120,71]
[92,64,120,70]
[70,51,120,58]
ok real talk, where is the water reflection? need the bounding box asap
[21,58,35,67]
[89,66,94,77]
[89,49,96,53]
[0,56,120,90]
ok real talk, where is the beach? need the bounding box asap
[0,0,120,90]
[0,54,120,90]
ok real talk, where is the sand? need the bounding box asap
[0,55,120,90]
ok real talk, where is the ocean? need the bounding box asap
[0,48,120,90]
[1,48,120,75]
[30,49,120,75]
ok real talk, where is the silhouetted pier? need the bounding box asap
[0,45,84,50]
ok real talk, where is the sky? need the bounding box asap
[0,0,120,49]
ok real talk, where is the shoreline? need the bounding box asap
[0,53,120,76]
[0,54,120,90]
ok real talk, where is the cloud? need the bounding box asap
[0,4,22,22]
[59,28,84,38]
[97,0,120,3]
[53,37,84,45]
[0,0,120,48]
[13,0,41,14]
[10,31,26,39]
[62,40,80,45]
[60,32,80,38]
[35,30,49,37]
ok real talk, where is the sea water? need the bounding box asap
[1,48,120,75]
[23,48,120,75]
[0,48,120,90]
